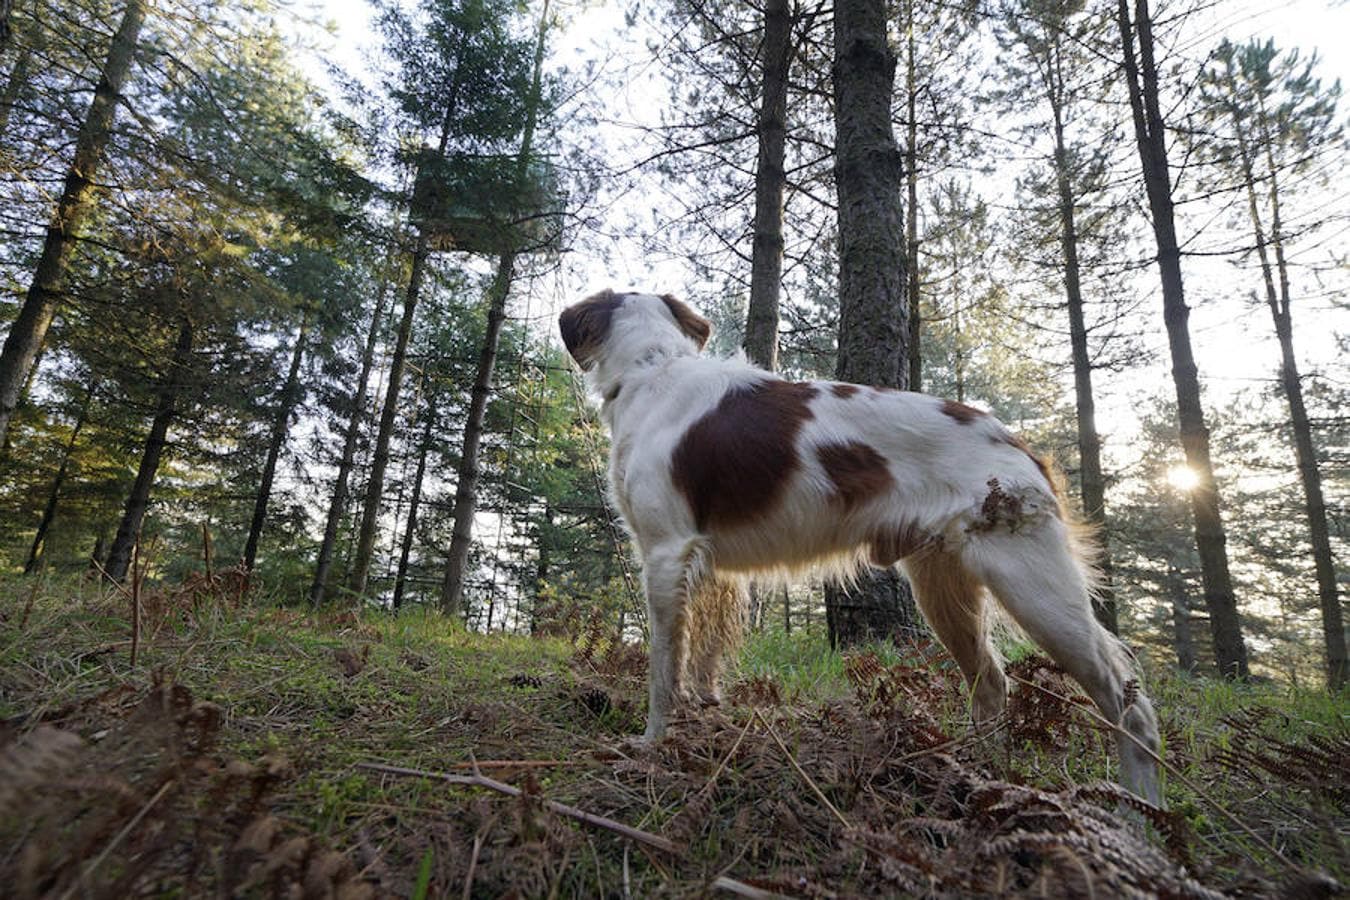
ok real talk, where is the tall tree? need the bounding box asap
[0,0,145,445]
[23,377,96,573]
[1197,38,1345,688]
[742,0,794,371]
[310,255,393,605]
[104,314,192,582]
[442,0,557,613]
[242,308,311,572]
[895,0,980,393]
[825,0,918,647]
[348,0,533,601]
[1114,0,1247,678]
[997,0,1121,633]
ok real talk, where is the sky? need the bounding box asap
[292,0,1348,468]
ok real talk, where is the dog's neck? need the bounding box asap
[592,339,693,422]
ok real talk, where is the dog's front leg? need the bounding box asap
[641,546,692,741]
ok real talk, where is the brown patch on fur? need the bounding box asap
[830,383,861,399]
[817,442,893,509]
[868,522,934,566]
[559,290,625,369]
[996,433,1059,496]
[671,380,818,530]
[660,294,712,350]
[968,477,1028,533]
[941,398,986,424]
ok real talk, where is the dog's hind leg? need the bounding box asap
[962,520,1164,805]
[685,577,748,706]
[903,551,1006,723]
[639,542,697,740]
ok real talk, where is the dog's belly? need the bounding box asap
[704,503,922,574]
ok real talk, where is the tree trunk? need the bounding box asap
[1115,0,1247,678]
[1225,93,1347,688]
[825,0,920,648]
[310,273,392,605]
[1049,82,1117,634]
[0,0,145,445]
[441,256,513,614]
[243,312,310,571]
[24,380,96,574]
[346,53,468,602]
[0,46,31,139]
[1167,565,1196,673]
[902,0,922,392]
[104,318,193,582]
[441,1,550,615]
[742,0,792,371]
[529,502,551,633]
[348,234,427,600]
[392,394,436,610]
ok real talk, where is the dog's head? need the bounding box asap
[559,290,711,371]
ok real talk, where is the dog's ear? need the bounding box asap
[559,290,624,370]
[660,294,712,350]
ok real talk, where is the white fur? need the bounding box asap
[565,292,1163,805]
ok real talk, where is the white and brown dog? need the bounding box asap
[560,290,1162,804]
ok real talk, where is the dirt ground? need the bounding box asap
[1,578,1345,897]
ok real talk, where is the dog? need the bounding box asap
[559,289,1163,805]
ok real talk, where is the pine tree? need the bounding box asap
[996,0,1128,632]
[1114,0,1248,678]
[348,0,534,601]
[1194,38,1345,689]
[825,0,918,648]
[0,0,145,445]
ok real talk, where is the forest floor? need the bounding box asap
[0,572,1346,898]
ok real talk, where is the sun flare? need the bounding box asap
[1166,464,1201,492]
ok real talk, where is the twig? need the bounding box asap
[61,778,175,900]
[202,521,213,581]
[19,575,42,630]
[754,709,850,828]
[1006,672,1299,872]
[445,759,586,771]
[130,535,142,668]
[87,556,133,600]
[683,708,757,807]
[462,832,483,900]
[712,875,795,899]
[356,761,677,854]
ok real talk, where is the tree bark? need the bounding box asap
[742,0,792,371]
[825,0,920,648]
[1048,66,1116,634]
[441,255,513,614]
[243,311,310,571]
[1115,0,1247,678]
[0,46,31,140]
[348,233,428,599]
[392,394,436,610]
[24,380,96,574]
[1167,565,1196,673]
[309,267,393,605]
[104,318,193,582]
[441,0,550,615]
[0,0,145,445]
[0,0,13,56]
[902,0,922,392]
